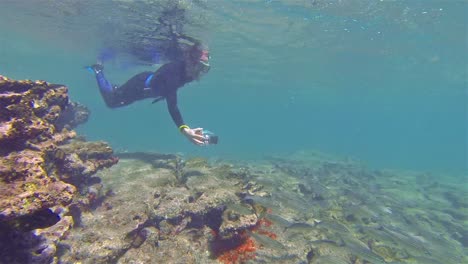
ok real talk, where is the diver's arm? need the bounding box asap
[166,92,205,145]
[166,92,184,128]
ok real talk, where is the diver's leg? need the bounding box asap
[95,71,113,95]
[86,64,122,108]
[87,64,154,107]
[94,71,123,108]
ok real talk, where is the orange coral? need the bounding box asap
[214,211,279,263]
[217,237,256,264]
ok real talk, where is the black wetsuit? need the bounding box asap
[95,61,194,127]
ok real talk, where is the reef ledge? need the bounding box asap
[0,75,118,263]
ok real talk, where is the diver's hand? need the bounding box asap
[181,127,205,146]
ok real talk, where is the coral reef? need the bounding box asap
[56,150,466,264]
[0,76,117,263]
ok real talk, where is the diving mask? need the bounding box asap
[199,49,210,67]
[198,49,211,75]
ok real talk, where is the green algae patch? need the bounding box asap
[23,182,38,192]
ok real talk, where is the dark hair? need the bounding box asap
[188,44,204,62]
[171,33,206,63]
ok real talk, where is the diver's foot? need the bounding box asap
[84,63,104,74]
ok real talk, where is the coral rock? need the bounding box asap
[0,76,117,262]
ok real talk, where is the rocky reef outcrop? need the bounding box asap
[0,75,118,263]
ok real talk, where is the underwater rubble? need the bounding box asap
[0,76,118,263]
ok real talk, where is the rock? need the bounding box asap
[219,210,258,239]
[0,76,118,263]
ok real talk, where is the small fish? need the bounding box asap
[341,236,386,264]
[342,236,386,264]
[380,206,393,214]
[243,195,278,212]
[313,255,350,264]
[409,256,444,264]
[381,225,429,254]
[285,222,315,233]
[249,231,286,251]
[275,192,311,213]
[343,203,380,219]
[255,252,298,262]
[226,203,254,216]
[316,220,350,233]
[309,239,343,247]
[360,226,396,244]
[265,213,291,228]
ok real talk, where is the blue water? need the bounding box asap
[0,0,466,175]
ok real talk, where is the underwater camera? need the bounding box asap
[203,130,218,145]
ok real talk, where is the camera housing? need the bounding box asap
[207,135,218,144]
